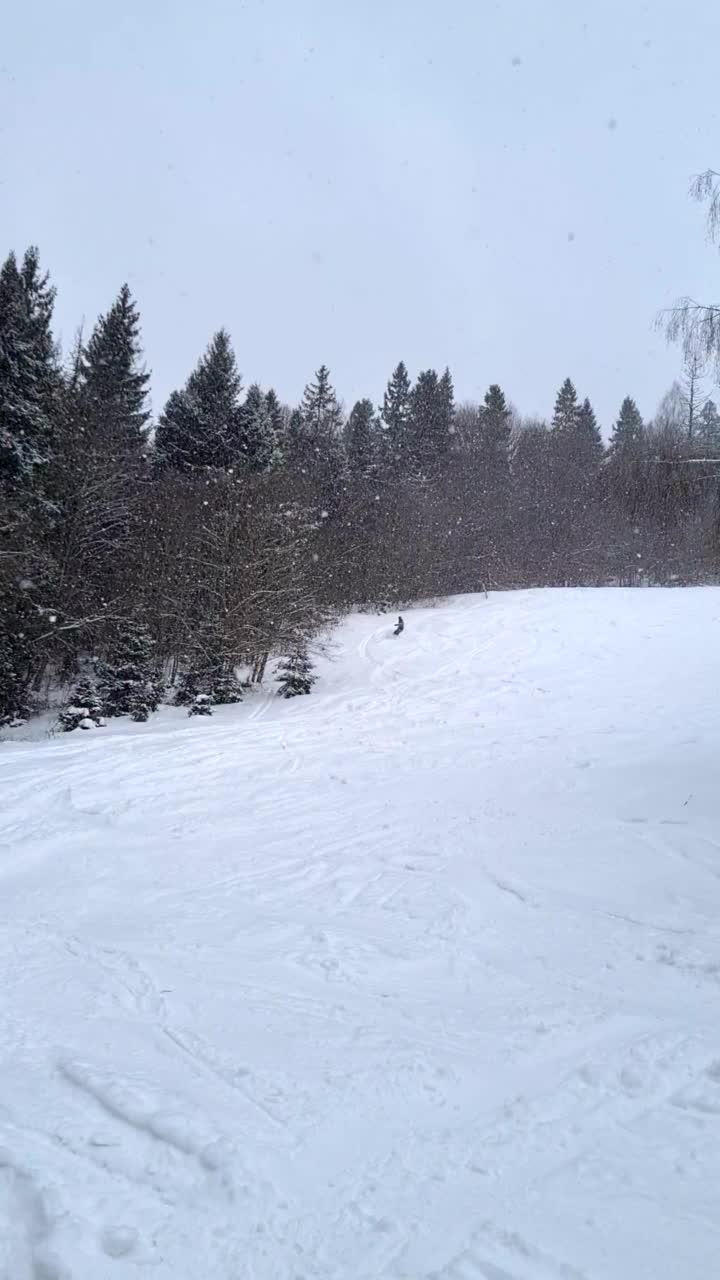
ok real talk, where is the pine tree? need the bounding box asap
[80,284,150,449]
[235,383,280,471]
[477,384,511,477]
[381,361,412,465]
[609,397,645,456]
[0,612,31,727]
[288,407,304,446]
[211,670,244,705]
[552,378,580,435]
[58,675,105,731]
[174,622,243,711]
[95,623,163,722]
[346,399,377,472]
[264,388,286,441]
[276,643,315,697]
[438,367,455,440]
[155,330,241,470]
[0,248,59,728]
[697,399,720,452]
[576,397,604,465]
[188,693,213,717]
[607,397,646,522]
[0,250,56,489]
[408,368,454,473]
[20,248,58,391]
[292,365,345,506]
[551,382,603,481]
[299,365,343,437]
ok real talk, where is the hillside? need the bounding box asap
[2,589,720,1279]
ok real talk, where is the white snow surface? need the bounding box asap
[2,588,720,1279]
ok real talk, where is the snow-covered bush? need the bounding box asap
[188,692,213,717]
[276,644,315,698]
[58,676,105,732]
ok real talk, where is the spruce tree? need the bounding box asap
[346,398,377,472]
[288,407,304,446]
[381,361,412,465]
[236,383,280,471]
[438,367,455,440]
[95,623,164,722]
[264,388,286,440]
[276,643,315,697]
[609,397,645,456]
[697,399,720,452]
[299,365,343,436]
[0,248,59,728]
[58,675,105,731]
[155,330,241,470]
[477,384,511,477]
[0,250,56,488]
[576,397,604,465]
[0,613,31,727]
[80,284,150,449]
[410,368,453,472]
[552,378,580,435]
[174,620,243,711]
[607,398,646,524]
[293,365,345,505]
[20,247,59,406]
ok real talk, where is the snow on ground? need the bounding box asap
[2,588,720,1279]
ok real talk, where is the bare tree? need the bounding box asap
[661,169,720,377]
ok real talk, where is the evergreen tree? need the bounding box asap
[174,622,243,710]
[236,383,280,471]
[697,399,720,452]
[609,397,645,456]
[80,284,150,449]
[188,693,214,717]
[288,407,304,446]
[292,365,345,505]
[346,398,377,472]
[576,397,604,464]
[299,365,343,436]
[0,250,56,489]
[552,378,580,435]
[264,388,286,440]
[95,623,164,722]
[155,330,241,470]
[607,397,646,521]
[0,612,32,727]
[381,361,412,464]
[410,368,453,473]
[438,367,455,440]
[58,675,105,731]
[276,643,315,697]
[0,248,59,728]
[477,384,512,478]
[20,248,58,388]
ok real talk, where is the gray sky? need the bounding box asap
[2,0,719,429]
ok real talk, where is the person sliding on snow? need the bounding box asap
[393,615,404,636]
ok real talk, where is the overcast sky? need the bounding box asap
[2,0,719,428]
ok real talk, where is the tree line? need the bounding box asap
[2,245,719,731]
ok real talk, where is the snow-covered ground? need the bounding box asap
[2,589,720,1280]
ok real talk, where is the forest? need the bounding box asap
[1,244,719,730]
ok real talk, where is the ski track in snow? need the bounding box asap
[2,589,720,1278]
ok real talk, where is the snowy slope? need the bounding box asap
[2,589,720,1280]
